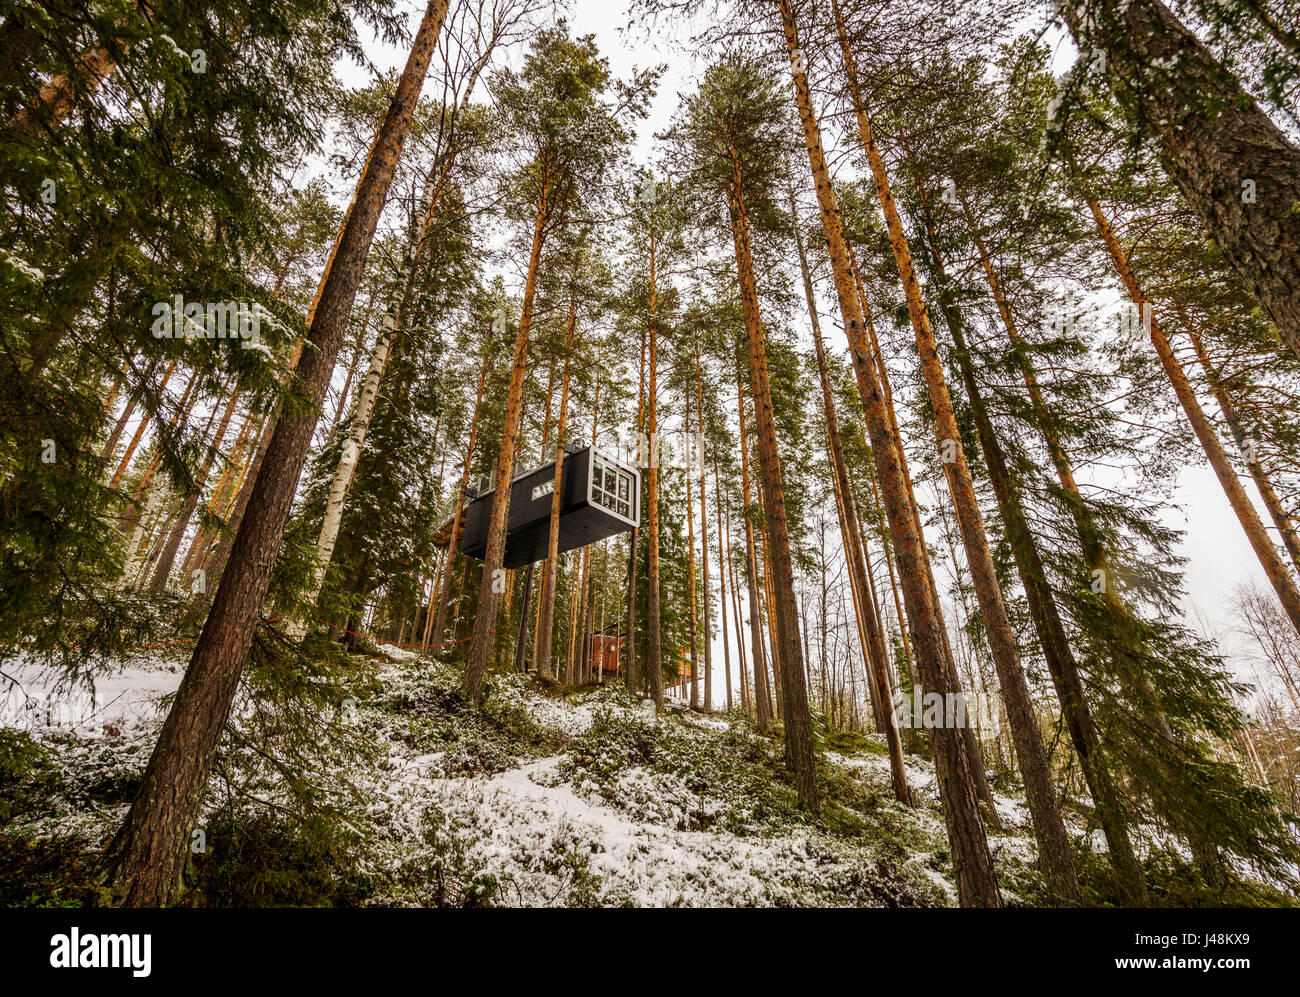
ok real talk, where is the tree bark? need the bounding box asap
[625,325,647,694]
[463,160,550,703]
[1182,318,1300,577]
[727,159,818,811]
[293,153,459,636]
[793,201,910,805]
[715,462,733,711]
[536,298,578,679]
[784,0,1000,906]
[685,385,700,710]
[431,338,491,645]
[105,0,449,906]
[829,0,1080,902]
[737,381,771,731]
[1062,0,1300,363]
[914,174,1145,901]
[695,346,713,710]
[645,230,665,708]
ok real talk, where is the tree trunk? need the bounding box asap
[737,382,771,731]
[848,233,1001,821]
[784,0,1000,905]
[513,562,535,672]
[715,462,733,711]
[625,325,647,695]
[293,153,459,636]
[726,495,750,712]
[961,181,1224,882]
[1062,0,1300,362]
[793,202,910,806]
[829,0,1080,903]
[1082,186,1300,639]
[105,0,449,907]
[695,346,712,710]
[463,162,550,703]
[645,231,665,708]
[727,157,818,812]
[431,338,491,645]
[536,299,578,679]
[1182,319,1300,576]
[685,386,700,710]
[914,173,1146,901]
[8,37,121,139]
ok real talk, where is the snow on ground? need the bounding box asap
[418,757,879,906]
[3,645,1037,906]
[375,643,419,662]
[345,662,963,905]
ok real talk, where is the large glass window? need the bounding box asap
[592,458,634,520]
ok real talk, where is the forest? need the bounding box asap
[1,0,1299,913]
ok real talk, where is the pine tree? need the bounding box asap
[104,0,451,905]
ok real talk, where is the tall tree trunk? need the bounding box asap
[727,159,818,812]
[513,563,535,671]
[793,203,910,805]
[737,382,771,731]
[685,386,700,710]
[913,173,1146,901]
[1182,318,1300,576]
[695,345,713,710]
[829,0,1080,903]
[536,298,579,679]
[715,462,733,711]
[625,325,647,695]
[180,409,254,581]
[463,160,551,703]
[8,35,121,139]
[848,236,1000,821]
[645,231,665,708]
[118,368,201,559]
[960,182,1225,881]
[783,0,1000,906]
[431,338,491,645]
[726,495,750,712]
[1062,0,1300,362]
[105,0,449,906]
[293,154,459,636]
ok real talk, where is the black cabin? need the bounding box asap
[460,445,639,569]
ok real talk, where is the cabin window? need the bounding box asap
[592,458,634,520]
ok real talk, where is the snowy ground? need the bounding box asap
[2,644,1053,906]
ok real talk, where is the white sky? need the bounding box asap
[336,0,1277,697]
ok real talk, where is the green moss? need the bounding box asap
[1075,845,1299,909]
[823,728,888,756]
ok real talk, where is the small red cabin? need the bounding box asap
[589,630,624,676]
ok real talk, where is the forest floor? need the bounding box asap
[0,642,1280,907]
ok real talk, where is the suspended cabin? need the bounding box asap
[460,444,639,569]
